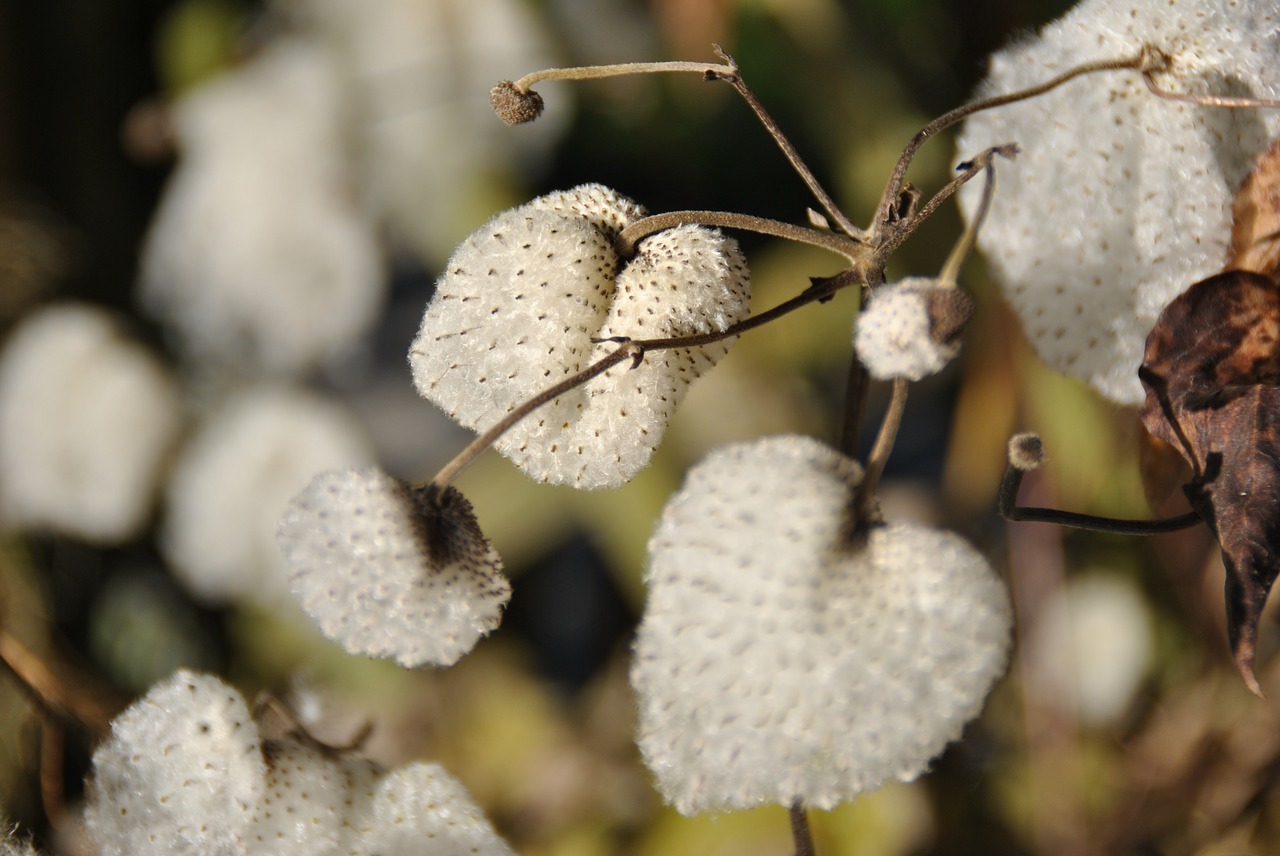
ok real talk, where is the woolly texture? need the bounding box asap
[86,671,514,856]
[632,436,1012,814]
[162,386,374,605]
[140,38,383,373]
[0,304,181,543]
[84,670,264,856]
[410,184,751,488]
[248,740,368,854]
[278,467,509,667]
[957,0,1280,404]
[854,278,961,380]
[358,763,517,855]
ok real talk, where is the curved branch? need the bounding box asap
[616,210,864,262]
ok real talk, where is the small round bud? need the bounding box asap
[1008,432,1046,471]
[854,277,966,381]
[490,80,544,125]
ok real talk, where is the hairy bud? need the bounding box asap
[490,80,544,125]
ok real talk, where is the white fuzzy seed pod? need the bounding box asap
[246,739,354,855]
[410,184,750,488]
[0,303,181,543]
[162,386,375,605]
[854,277,969,380]
[632,435,1012,814]
[278,467,509,668]
[957,0,1280,404]
[84,670,264,856]
[350,763,516,856]
[139,38,383,373]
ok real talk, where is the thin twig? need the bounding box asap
[789,802,817,856]
[39,717,66,826]
[509,60,734,93]
[876,144,1017,260]
[0,629,117,735]
[709,46,863,240]
[429,342,641,493]
[853,378,909,526]
[618,266,872,352]
[1143,72,1280,109]
[840,343,871,459]
[998,460,1202,535]
[869,52,1145,236]
[937,150,1000,286]
[616,210,864,262]
[429,266,875,493]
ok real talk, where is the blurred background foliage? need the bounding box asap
[1,0,1276,854]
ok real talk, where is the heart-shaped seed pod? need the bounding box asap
[86,670,516,856]
[409,184,751,489]
[278,467,509,668]
[632,435,1012,814]
[84,670,265,855]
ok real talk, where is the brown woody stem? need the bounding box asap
[937,149,1001,285]
[790,802,817,856]
[709,46,863,241]
[877,144,1017,259]
[616,211,864,262]
[428,343,641,493]
[998,460,1201,534]
[841,341,871,459]
[428,267,876,492]
[870,52,1145,236]
[1143,71,1280,110]
[853,378,909,526]
[508,60,734,93]
[0,629,117,735]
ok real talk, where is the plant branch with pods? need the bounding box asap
[267,15,1280,854]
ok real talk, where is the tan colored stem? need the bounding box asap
[854,378,909,526]
[429,343,640,492]
[616,210,864,262]
[1142,71,1280,109]
[709,46,863,240]
[510,60,734,93]
[937,152,1000,285]
[426,267,876,493]
[0,630,118,735]
[870,52,1145,236]
[877,144,1015,260]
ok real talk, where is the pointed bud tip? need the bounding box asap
[1234,641,1266,698]
[490,81,544,126]
[1008,433,1046,471]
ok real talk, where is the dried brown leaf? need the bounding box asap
[1140,270,1280,695]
